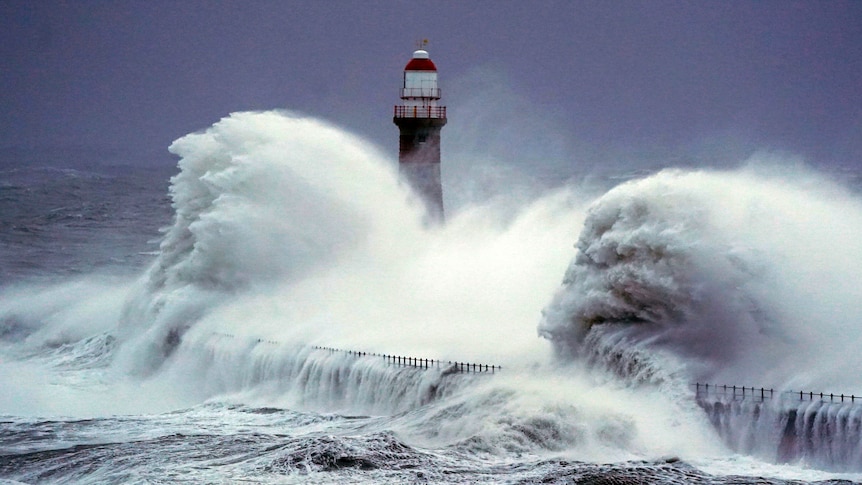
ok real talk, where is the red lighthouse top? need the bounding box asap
[404,50,437,71]
[394,47,444,119]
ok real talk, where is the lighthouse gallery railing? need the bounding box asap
[393,105,447,119]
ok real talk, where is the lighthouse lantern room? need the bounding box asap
[394,48,447,224]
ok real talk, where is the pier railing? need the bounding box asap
[694,383,862,404]
[312,346,500,374]
[209,333,500,374]
[694,383,775,402]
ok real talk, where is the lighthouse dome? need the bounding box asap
[405,49,437,71]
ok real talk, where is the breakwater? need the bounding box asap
[694,382,862,471]
[206,333,862,470]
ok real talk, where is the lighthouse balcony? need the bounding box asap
[400,87,441,99]
[394,105,447,119]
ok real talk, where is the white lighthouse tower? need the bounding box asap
[393,47,447,224]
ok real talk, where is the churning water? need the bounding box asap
[1,110,861,483]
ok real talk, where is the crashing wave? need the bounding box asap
[114,111,419,373]
[539,166,862,391]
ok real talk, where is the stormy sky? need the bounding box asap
[2,1,860,174]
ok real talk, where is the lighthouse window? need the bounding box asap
[417,134,427,143]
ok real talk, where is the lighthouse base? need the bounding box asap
[400,161,444,224]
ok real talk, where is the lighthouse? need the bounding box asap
[393,48,447,224]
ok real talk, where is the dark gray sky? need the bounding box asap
[2,1,860,172]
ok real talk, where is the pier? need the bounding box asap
[211,332,859,396]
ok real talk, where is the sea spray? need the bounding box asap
[99,110,722,462]
[540,164,862,406]
[107,110,583,373]
[113,111,424,374]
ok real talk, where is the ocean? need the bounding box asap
[1,110,861,484]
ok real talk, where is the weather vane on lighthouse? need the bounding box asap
[393,41,446,224]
